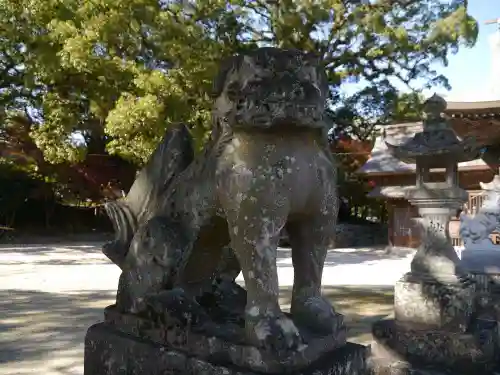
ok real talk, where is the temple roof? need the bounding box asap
[444,101,500,145]
[357,99,500,176]
[446,101,500,116]
[356,122,488,175]
[366,186,409,199]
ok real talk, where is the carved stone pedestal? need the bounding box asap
[369,318,498,375]
[468,271,500,322]
[459,239,500,322]
[84,307,368,375]
[368,273,499,374]
[458,172,500,321]
[394,273,475,331]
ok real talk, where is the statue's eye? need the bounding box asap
[226,82,240,101]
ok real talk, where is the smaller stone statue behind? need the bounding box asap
[459,176,500,251]
[102,47,343,356]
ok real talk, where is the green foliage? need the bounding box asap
[332,89,425,141]
[0,0,478,166]
[329,89,425,223]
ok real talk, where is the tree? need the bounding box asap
[330,89,425,142]
[328,88,425,222]
[0,0,478,169]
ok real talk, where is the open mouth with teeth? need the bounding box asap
[234,98,324,128]
[227,76,326,129]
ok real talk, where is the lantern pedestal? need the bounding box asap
[368,95,500,374]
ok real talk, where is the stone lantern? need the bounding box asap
[369,95,499,374]
[386,94,478,282]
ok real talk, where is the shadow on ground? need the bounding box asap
[0,289,115,375]
[0,233,113,246]
[0,286,394,374]
[279,286,394,344]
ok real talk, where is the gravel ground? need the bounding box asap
[0,242,414,375]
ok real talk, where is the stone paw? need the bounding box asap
[291,296,341,334]
[247,313,304,353]
[145,288,210,326]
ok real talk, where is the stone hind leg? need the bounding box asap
[116,264,165,313]
[287,198,339,334]
[116,216,188,313]
[222,192,302,351]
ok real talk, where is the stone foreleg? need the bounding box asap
[219,176,302,351]
[288,185,339,334]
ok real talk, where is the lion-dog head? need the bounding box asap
[212,47,329,130]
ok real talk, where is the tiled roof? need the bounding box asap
[356,122,488,175]
[367,186,409,198]
[446,101,500,115]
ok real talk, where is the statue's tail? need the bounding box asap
[102,200,138,269]
[102,123,195,269]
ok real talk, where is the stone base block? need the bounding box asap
[103,303,348,373]
[368,318,499,375]
[84,322,368,375]
[468,271,500,321]
[394,273,475,332]
[461,251,500,276]
[469,271,500,293]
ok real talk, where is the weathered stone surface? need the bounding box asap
[394,273,475,333]
[466,271,500,321]
[467,272,500,292]
[84,323,368,375]
[102,123,194,270]
[209,47,340,350]
[99,47,341,353]
[385,95,478,283]
[103,303,347,374]
[369,318,499,375]
[404,192,467,280]
[384,94,478,165]
[368,358,458,375]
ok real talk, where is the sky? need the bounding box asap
[340,0,500,102]
[438,0,500,101]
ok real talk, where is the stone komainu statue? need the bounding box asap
[103,47,340,351]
